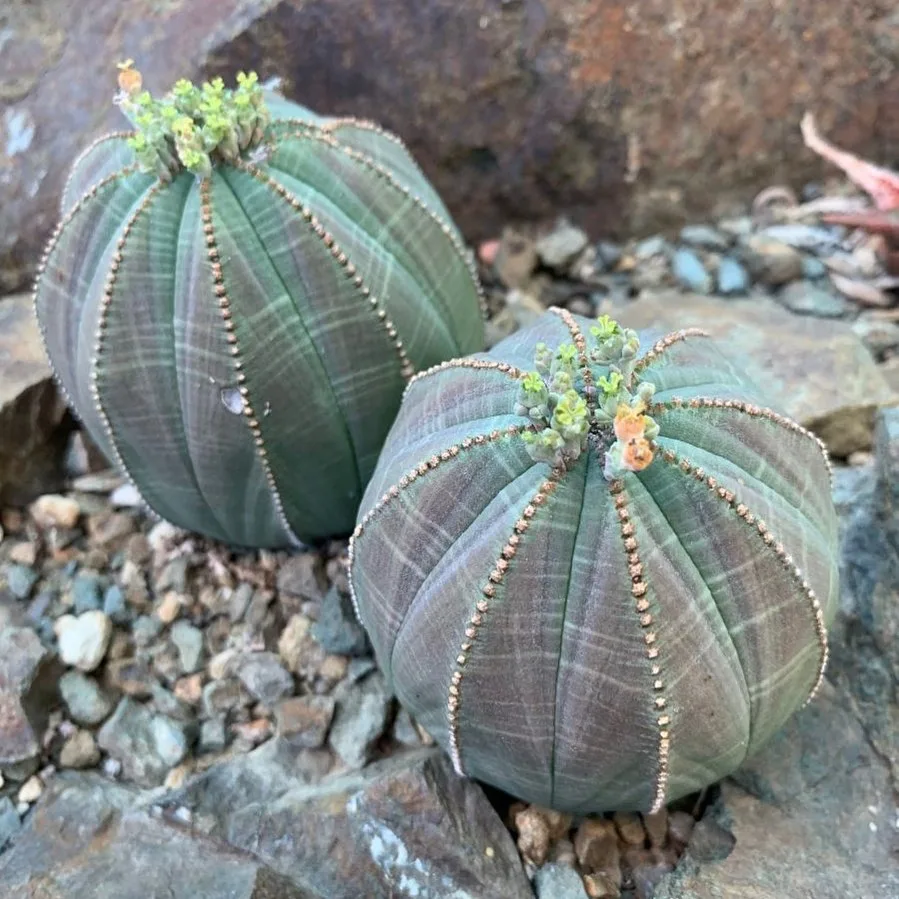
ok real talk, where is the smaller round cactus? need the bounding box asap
[349,308,839,813]
[34,64,484,548]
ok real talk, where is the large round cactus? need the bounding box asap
[348,308,838,813]
[33,64,484,548]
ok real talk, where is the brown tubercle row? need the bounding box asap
[632,328,711,373]
[236,159,415,381]
[609,479,671,814]
[656,446,829,704]
[446,468,564,776]
[199,179,302,546]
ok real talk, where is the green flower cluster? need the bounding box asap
[117,66,270,180]
[516,341,590,466]
[516,314,660,472]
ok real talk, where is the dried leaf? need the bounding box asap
[802,112,899,211]
[820,210,899,237]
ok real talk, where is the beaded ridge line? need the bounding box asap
[656,447,829,704]
[237,160,415,381]
[61,131,133,210]
[199,179,303,546]
[650,396,833,485]
[88,181,168,520]
[609,479,671,813]
[321,133,488,320]
[268,116,406,148]
[347,425,524,625]
[277,124,487,321]
[632,328,711,373]
[32,168,140,464]
[446,467,564,777]
[321,115,406,147]
[403,358,523,399]
[549,306,597,414]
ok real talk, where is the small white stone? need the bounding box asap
[55,611,113,672]
[30,494,80,529]
[110,483,143,508]
[17,775,43,804]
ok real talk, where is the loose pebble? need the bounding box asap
[55,611,113,672]
[17,775,43,804]
[30,495,81,530]
[672,247,712,293]
[716,256,750,295]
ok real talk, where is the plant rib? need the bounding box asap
[403,358,523,398]
[89,180,168,520]
[235,159,415,381]
[347,425,526,626]
[656,447,829,704]
[609,478,672,813]
[199,178,302,546]
[446,465,565,777]
[33,169,138,409]
[319,129,488,321]
[61,132,134,209]
[650,396,833,485]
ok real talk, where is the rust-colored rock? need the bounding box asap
[4,0,899,293]
[0,295,73,505]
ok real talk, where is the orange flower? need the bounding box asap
[614,402,648,442]
[117,60,143,95]
[621,437,655,472]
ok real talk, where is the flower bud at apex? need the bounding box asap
[113,62,269,178]
[517,313,660,475]
[613,402,649,442]
[621,437,654,472]
[117,59,142,95]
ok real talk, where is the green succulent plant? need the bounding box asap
[33,64,485,548]
[348,308,838,813]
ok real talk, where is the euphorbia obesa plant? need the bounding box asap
[34,63,484,548]
[349,309,838,813]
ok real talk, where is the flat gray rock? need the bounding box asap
[165,746,531,899]
[0,774,314,898]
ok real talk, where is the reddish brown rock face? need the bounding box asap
[3,0,899,291]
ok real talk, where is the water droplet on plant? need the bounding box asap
[263,401,272,417]
[220,386,244,415]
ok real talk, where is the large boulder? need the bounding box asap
[4,0,899,292]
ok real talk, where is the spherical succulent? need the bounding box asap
[348,308,838,813]
[33,63,484,548]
